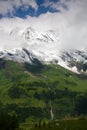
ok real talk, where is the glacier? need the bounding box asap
[0,26,87,73]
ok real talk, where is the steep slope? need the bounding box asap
[0,59,87,122]
[0,48,87,73]
[60,50,87,72]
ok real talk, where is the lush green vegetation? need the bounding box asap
[0,111,20,130]
[31,119,87,130]
[0,59,87,126]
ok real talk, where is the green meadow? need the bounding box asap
[0,59,87,129]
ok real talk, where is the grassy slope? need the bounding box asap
[0,59,87,123]
[31,119,87,130]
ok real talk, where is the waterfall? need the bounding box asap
[49,100,54,120]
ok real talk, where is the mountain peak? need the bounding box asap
[0,26,87,73]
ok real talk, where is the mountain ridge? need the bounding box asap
[0,26,87,73]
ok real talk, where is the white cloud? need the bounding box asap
[0,0,38,16]
[0,0,87,51]
[41,0,87,50]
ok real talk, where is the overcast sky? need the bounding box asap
[0,0,87,50]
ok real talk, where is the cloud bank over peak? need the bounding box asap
[0,0,87,51]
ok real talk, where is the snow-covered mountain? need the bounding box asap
[0,26,87,73]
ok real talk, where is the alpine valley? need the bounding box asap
[0,26,87,127]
